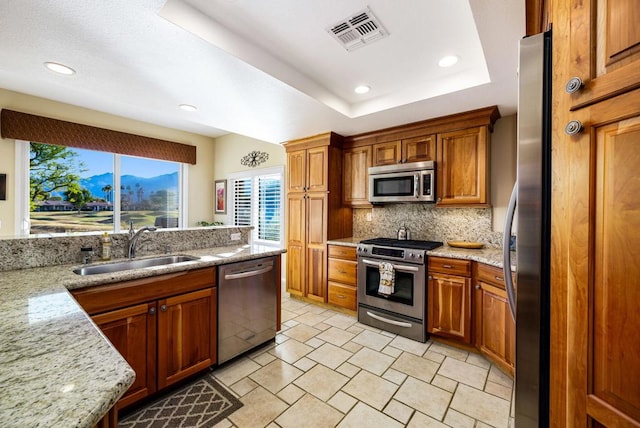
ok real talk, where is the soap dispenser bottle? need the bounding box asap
[101,232,112,261]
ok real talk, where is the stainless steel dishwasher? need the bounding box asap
[217,256,278,364]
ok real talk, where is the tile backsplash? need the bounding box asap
[0,226,252,272]
[353,205,503,247]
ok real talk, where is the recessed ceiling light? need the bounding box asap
[438,55,459,68]
[44,62,75,75]
[354,85,370,94]
[179,104,198,112]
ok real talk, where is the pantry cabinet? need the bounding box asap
[473,263,515,376]
[427,256,473,344]
[284,133,352,303]
[71,267,217,410]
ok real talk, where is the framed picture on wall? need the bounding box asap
[214,179,226,214]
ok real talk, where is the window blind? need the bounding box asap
[257,174,281,241]
[233,178,252,226]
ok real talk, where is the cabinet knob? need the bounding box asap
[149,306,156,315]
[495,276,504,282]
[565,120,583,136]
[160,304,168,312]
[337,294,346,299]
[427,275,433,280]
[475,284,481,290]
[443,264,453,269]
[565,77,584,94]
[338,270,347,274]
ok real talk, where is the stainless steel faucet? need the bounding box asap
[127,223,157,259]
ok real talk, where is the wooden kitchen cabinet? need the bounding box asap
[92,303,157,409]
[427,257,472,344]
[327,245,357,311]
[284,133,352,303]
[436,126,490,206]
[157,288,216,389]
[342,146,371,207]
[372,141,401,166]
[71,267,217,410]
[473,263,514,376]
[551,1,640,425]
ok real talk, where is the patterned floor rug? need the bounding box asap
[118,371,243,428]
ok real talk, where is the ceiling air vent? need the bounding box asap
[327,7,388,52]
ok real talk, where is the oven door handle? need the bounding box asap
[366,311,413,328]
[361,258,420,272]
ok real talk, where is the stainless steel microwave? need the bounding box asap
[368,161,435,203]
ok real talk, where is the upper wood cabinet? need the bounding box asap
[342,106,499,208]
[402,134,436,163]
[372,141,401,166]
[551,1,640,426]
[284,133,352,303]
[436,126,489,207]
[343,146,371,207]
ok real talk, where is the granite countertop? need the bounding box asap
[327,238,515,271]
[0,243,285,428]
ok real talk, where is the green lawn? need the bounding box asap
[30,210,174,234]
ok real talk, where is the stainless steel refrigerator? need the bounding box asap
[503,30,551,427]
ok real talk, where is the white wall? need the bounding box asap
[211,133,286,225]
[0,88,217,236]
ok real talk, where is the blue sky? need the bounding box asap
[74,148,177,178]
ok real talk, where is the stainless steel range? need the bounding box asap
[356,238,443,342]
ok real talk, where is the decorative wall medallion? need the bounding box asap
[240,150,269,168]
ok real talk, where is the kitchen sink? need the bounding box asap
[73,255,200,276]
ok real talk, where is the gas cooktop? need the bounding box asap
[359,238,443,251]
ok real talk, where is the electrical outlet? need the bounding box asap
[230,233,241,241]
[366,212,372,222]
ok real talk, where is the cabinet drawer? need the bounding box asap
[428,257,471,277]
[328,245,357,260]
[477,263,511,289]
[328,282,357,311]
[328,258,357,285]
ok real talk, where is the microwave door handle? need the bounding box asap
[361,258,420,272]
[414,172,420,198]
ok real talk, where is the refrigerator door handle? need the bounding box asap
[503,182,517,321]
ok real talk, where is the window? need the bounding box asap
[229,167,283,246]
[20,141,185,235]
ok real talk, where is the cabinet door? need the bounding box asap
[92,302,156,409]
[287,149,306,192]
[372,141,401,166]
[286,192,306,296]
[402,135,436,163]
[428,273,472,344]
[305,193,327,302]
[475,281,514,375]
[343,146,371,207]
[552,1,640,426]
[436,127,488,206]
[157,288,215,389]
[307,146,328,192]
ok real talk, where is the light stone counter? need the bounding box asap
[0,243,285,428]
[326,238,515,271]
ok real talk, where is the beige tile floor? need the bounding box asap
[212,295,515,428]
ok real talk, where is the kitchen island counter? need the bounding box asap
[0,243,285,428]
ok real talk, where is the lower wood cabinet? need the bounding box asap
[72,267,217,411]
[427,257,473,344]
[474,263,515,375]
[327,245,357,311]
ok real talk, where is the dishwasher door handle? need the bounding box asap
[224,265,273,280]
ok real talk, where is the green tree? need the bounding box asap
[64,185,92,212]
[29,143,86,210]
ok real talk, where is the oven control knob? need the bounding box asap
[408,252,414,258]
[418,254,423,259]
